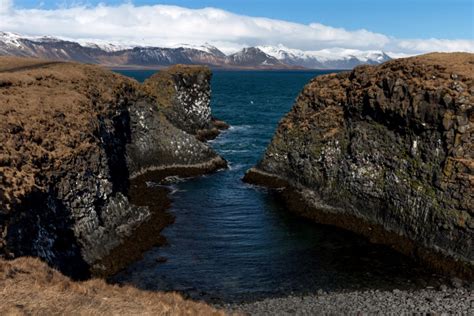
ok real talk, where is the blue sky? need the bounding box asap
[2,0,473,54]
[12,0,474,39]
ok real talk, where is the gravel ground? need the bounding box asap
[226,287,474,315]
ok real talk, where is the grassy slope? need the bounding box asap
[0,257,227,315]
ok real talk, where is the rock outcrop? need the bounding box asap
[245,53,473,279]
[142,65,228,141]
[0,57,226,278]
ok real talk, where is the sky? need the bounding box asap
[1,0,473,54]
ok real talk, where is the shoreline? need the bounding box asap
[92,157,228,278]
[104,64,348,72]
[226,287,473,314]
[243,167,474,281]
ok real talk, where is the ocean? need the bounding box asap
[112,70,441,302]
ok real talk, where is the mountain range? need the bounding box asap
[0,31,392,69]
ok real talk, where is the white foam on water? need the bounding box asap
[228,125,252,132]
[168,185,188,195]
[219,149,251,154]
[227,163,246,171]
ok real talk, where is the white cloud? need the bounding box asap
[396,39,474,53]
[0,0,12,14]
[0,2,472,54]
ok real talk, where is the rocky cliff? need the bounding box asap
[0,57,226,278]
[142,65,228,141]
[245,53,473,279]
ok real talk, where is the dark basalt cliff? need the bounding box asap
[0,57,226,278]
[245,53,473,279]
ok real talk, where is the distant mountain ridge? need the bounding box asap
[258,45,392,69]
[0,31,392,69]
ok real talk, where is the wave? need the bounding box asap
[219,149,251,154]
[228,163,247,171]
[228,125,252,132]
[169,187,187,195]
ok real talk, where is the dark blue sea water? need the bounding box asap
[112,70,441,302]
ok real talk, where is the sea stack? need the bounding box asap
[245,53,473,279]
[0,57,226,277]
[142,65,229,141]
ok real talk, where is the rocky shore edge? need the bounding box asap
[93,156,228,277]
[227,287,473,315]
[244,167,473,280]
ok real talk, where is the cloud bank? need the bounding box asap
[0,1,472,54]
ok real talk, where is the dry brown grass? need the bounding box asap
[0,257,228,315]
[410,52,474,77]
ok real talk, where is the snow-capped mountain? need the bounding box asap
[0,31,392,69]
[79,41,131,52]
[0,31,24,48]
[225,47,294,68]
[258,45,392,69]
[0,31,103,63]
[172,43,227,58]
[0,31,293,69]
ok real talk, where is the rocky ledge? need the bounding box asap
[245,53,473,279]
[0,57,226,278]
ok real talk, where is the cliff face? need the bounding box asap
[0,57,226,277]
[245,53,473,278]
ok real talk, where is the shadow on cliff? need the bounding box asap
[5,189,91,279]
[99,110,132,194]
